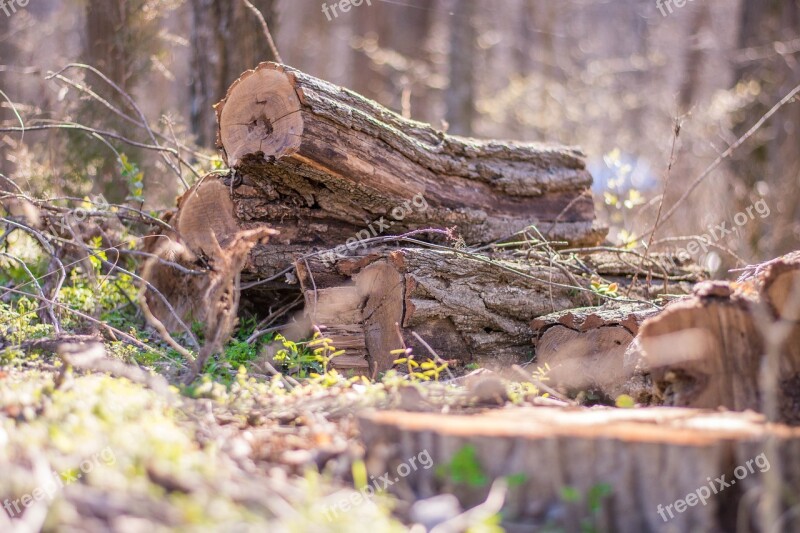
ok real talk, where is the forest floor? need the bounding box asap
[0,261,548,532]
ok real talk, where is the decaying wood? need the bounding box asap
[214,61,605,282]
[297,247,595,376]
[630,253,800,423]
[359,406,800,532]
[140,178,276,379]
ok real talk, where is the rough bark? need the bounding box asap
[296,247,593,377]
[214,61,605,270]
[358,406,800,532]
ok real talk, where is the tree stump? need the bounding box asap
[358,406,800,532]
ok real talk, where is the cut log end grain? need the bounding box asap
[215,64,303,167]
[358,406,800,532]
[630,253,800,424]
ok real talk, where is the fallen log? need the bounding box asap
[296,247,592,377]
[530,302,660,399]
[630,253,800,423]
[358,406,800,532]
[214,62,605,280]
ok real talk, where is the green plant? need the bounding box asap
[392,348,449,382]
[273,334,321,379]
[436,444,488,488]
[558,483,613,533]
[589,277,619,299]
[120,153,145,204]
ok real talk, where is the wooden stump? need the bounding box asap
[358,406,800,532]
[530,303,660,398]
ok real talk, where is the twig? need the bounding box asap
[410,331,456,381]
[241,0,283,63]
[630,82,800,244]
[629,118,682,296]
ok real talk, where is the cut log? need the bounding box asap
[358,406,800,532]
[530,303,660,398]
[631,253,800,423]
[214,61,605,281]
[295,247,705,377]
[296,247,594,377]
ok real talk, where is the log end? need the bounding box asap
[215,62,304,168]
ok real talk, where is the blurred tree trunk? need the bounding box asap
[678,5,711,113]
[349,0,437,122]
[732,0,800,256]
[0,14,19,178]
[445,0,476,136]
[83,0,165,202]
[85,0,131,91]
[188,0,279,148]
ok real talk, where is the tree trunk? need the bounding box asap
[296,247,593,376]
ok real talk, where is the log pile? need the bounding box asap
[629,252,800,424]
[144,62,647,374]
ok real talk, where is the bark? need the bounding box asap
[215,61,604,276]
[296,247,592,377]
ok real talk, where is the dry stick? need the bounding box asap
[0,253,61,332]
[0,124,188,162]
[138,291,195,362]
[410,331,456,381]
[47,64,190,190]
[650,236,748,266]
[0,217,68,313]
[246,297,304,344]
[401,237,662,309]
[628,119,682,297]
[511,364,574,404]
[0,218,201,352]
[630,82,800,245]
[0,285,173,359]
[241,0,283,63]
[47,71,211,162]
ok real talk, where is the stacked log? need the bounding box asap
[629,253,800,424]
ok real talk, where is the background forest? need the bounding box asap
[2,0,799,273]
[2,2,800,532]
